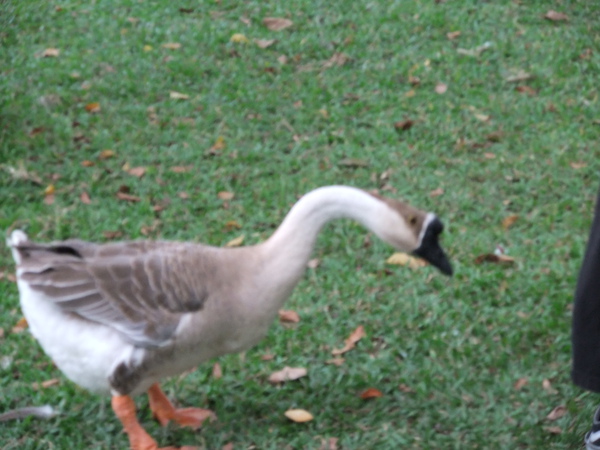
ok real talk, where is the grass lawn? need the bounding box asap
[1,0,599,448]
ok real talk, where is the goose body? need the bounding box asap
[8,185,452,449]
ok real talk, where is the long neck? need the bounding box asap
[257,186,387,296]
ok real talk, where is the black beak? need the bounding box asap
[412,217,453,276]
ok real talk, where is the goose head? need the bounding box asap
[367,192,453,276]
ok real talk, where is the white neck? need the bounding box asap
[257,186,391,297]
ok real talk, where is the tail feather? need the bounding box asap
[7,230,29,264]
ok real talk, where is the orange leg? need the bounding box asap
[112,395,161,450]
[147,383,216,429]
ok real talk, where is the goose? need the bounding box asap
[7,185,452,450]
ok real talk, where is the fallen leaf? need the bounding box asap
[570,161,587,169]
[474,253,515,265]
[255,39,276,48]
[332,325,366,356]
[307,258,320,269]
[580,48,593,60]
[41,378,60,389]
[212,362,222,380]
[41,48,60,57]
[514,377,528,390]
[544,10,568,21]
[162,42,181,49]
[103,231,123,240]
[475,113,491,122]
[169,91,189,100]
[116,192,141,202]
[457,42,492,57]
[399,383,414,393]
[504,69,533,83]
[435,83,448,94]
[429,187,444,197]
[143,45,153,52]
[515,85,537,96]
[284,409,313,423]
[80,191,91,204]
[179,8,194,13]
[323,52,350,68]
[29,126,45,137]
[261,354,275,361]
[225,235,244,248]
[359,388,383,399]
[99,149,116,159]
[127,166,146,178]
[546,405,567,421]
[339,158,368,168]
[218,191,234,200]
[394,119,414,131]
[263,17,293,31]
[386,252,428,269]
[171,165,192,173]
[84,102,101,113]
[446,31,461,40]
[11,317,28,333]
[484,152,496,159]
[0,328,4,339]
[486,131,503,142]
[81,160,95,167]
[222,444,234,450]
[502,215,519,230]
[279,310,300,323]
[277,55,288,64]
[405,89,416,98]
[43,194,55,205]
[542,379,559,394]
[230,33,249,44]
[408,76,421,86]
[178,192,190,199]
[44,184,55,196]
[325,358,345,366]
[268,366,307,384]
[544,426,562,435]
[326,437,339,450]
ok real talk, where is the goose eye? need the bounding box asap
[409,216,417,226]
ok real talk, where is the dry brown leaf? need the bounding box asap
[570,161,587,169]
[476,114,491,122]
[399,383,414,393]
[279,310,300,323]
[169,91,189,100]
[178,192,190,200]
[99,149,116,159]
[474,253,515,265]
[162,42,181,49]
[542,379,558,394]
[42,48,60,57]
[263,17,293,31]
[429,187,444,197]
[116,192,141,202]
[486,131,503,142]
[394,119,414,131]
[544,426,562,435]
[41,378,60,389]
[224,220,242,231]
[80,192,91,205]
[307,258,321,269]
[325,357,345,366]
[332,325,365,356]
[261,354,275,361]
[43,194,55,205]
[218,191,234,200]
[127,166,146,178]
[514,377,528,390]
[515,85,537,96]
[484,152,496,159]
[284,409,313,423]
[11,317,28,333]
[386,252,428,269]
[408,76,420,86]
[323,52,350,68]
[44,184,55,196]
[85,102,101,113]
[230,33,249,44]
[0,328,4,339]
[212,362,223,380]
[225,235,244,248]
[359,388,383,399]
[546,405,567,421]
[326,437,339,450]
[81,160,95,167]
[339,158,368,168]
[502,215,519,230]
[29,126,45,137]
[103,230,123,240]
[171,165,192,173]
[255,39,276,48]
[268,366,307,384]
[544,10,568,21]
[222,444,234,450]
[505,70,533,83]
[446,31,461,40]
[435,83,448,94]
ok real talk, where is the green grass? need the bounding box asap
[1,0,599,448]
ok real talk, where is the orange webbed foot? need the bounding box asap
[147,383,216,429]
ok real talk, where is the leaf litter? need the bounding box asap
[332,325,365,355]
[268,366,307,384]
